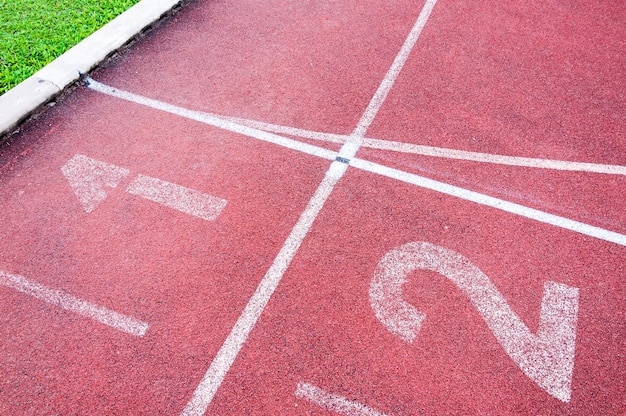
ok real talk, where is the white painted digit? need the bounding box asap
[126,174,227,221]
[61,154,130,212]
[62,154,227,221]
[369,242,579,402]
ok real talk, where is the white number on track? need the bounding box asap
[369,241,579,402]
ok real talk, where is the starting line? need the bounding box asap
[85,78,626,248]
[189,113,626,175]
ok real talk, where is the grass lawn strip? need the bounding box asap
[0,0,140,94]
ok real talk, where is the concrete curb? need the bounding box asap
[0,0,183,138]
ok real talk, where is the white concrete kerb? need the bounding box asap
[0,0,183,137]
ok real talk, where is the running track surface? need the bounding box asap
[0,0,624,414]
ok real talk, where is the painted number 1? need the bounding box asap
[369,242,579,402]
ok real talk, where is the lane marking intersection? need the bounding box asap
[67,0,624,413]
[84,80,626,248]
[180,1,439,414]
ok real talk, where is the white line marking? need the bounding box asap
[61,154,130,213]
[86,78,337,162]
[216,114,348,144]
[126,174,227,221]
[181,161,349,416]
[360,138,626,175]
[84,82,626,246]
[0,271,149,336]
[181,1,437,413]
[351,0,438,138]
[350,157,626,246]
[211,116,626,175]
[370,242,578,402]
[295,382,390,416]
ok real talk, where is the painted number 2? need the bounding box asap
[369,242,579,402]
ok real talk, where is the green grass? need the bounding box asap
[0,0,141,94]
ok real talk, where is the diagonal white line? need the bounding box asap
[180,2,439,414]
[351,0,438,138]
[85,78,337,162]
[215,114,348,144]
[86,79,626,247]
[210,115,626,176]
[181,162,348,416]
[295,382,390,416]
[0,271,149,336]
[360,138,626,175]
[350,157,626,246]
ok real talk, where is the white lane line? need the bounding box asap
[216,114,348,144]
[361,138,626,175]
[212,115,626,175]
[126,174,227,221]
[295,382,390,416]
[219,92,626,243]
[351,0,438,138]
[182,1,438,413]
[85,78,337,162]
[84,82,626,246]
[0,271,149,336]
[350,157,626,247]
[181,161,350,416]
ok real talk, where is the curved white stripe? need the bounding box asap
[362,138,626,175]
[213,116,626,175]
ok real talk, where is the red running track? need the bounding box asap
[0,0,624,414]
